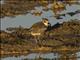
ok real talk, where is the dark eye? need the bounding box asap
[44,21,46,23]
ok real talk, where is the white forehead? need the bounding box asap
[42,19,49,22]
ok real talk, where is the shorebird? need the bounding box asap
[30,18,51,45]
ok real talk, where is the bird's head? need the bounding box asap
[42,18,50,27]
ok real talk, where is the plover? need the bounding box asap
[30,18,51,45]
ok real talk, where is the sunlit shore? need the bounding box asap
[1,46,80,55]
[0,20,80,57]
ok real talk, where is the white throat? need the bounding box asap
[43,22,48,26]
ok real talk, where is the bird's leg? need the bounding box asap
[34,36,41,47]
[34,36,39,48]
[38,52,42,59]
[35,36,38,44]
[37,36,42,47]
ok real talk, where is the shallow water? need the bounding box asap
[1,1,80,60]
[1,53,59,60]
[1,52,80,60]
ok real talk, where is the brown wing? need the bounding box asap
[30,22,47,32]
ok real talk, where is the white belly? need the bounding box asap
[31,32,41,36]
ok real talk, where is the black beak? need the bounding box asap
[48,23,51,26]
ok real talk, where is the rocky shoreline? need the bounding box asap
[0,20,80,55]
